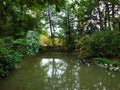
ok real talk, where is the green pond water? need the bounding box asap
[0,53,120,90]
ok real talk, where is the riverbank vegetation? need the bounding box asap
[77,30,120,59]
[0,0,120,78]
[0,38,26,78]
[94,58,120,71]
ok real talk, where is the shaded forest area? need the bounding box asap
[0,0,120,78]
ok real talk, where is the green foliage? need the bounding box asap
[76,34,90,58]
[94,58,111,65]
[0,0,67,38]
[94,58,120,67]
[3,37,13,44]
[90,31,120,57]
[0,37,26,78]
[0,46,22,78]
[12,39,26,55]
[78,30,120,58]
[26,31,39,55]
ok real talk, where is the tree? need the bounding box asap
[0,0,67,38]
[69,0,120,32]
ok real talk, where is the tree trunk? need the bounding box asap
[48,6,53,37]
[119,22,120,32]
[103,1,111,30]
[112,3,115,29]
[97,0,103,30]
[106,2,110,28]
[67,9,71,46]
[20,0,23,27]
[104,11,107,29]
[48,6,54,46]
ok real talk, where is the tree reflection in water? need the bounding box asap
[40,58,81,90]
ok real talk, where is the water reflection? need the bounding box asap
[40,58,67,77]
[37,57,120,90]
[39,58,80,90]
[0,53,120,90]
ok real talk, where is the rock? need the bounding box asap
[104,64,108,69]
[99,63,104,67]
[114,67,119,71]
[109,64,113,67]
[109,66,114,71]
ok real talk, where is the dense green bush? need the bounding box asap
[26,31,39,55]
[4,37,13,44]
[12,39,26,55]
[0,46,22,78]
[0,38,26,78]
[79,30,120,58]
[0,37,13,45]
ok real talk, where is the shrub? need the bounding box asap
[12,39,26,55]
[0,46,22,78]
[40,35,52,46]
[26,31,39,55]
[0,38,26,78]
[4,37,13,44]
[79,30,120,58]
[76,35,91,58]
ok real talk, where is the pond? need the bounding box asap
[0,53,120,90]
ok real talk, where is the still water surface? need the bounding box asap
[0,53,120,90]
